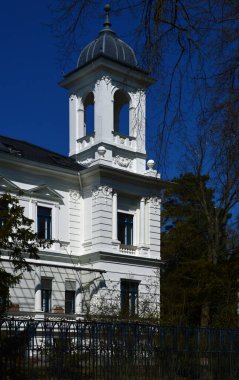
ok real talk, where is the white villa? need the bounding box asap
[0,5,162,320]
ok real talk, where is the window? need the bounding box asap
[65,280,76,314]
[41,278,52,312]
[0,286,9,314]
[0,199,9,229]
[118,212,133,245]
[37,206,52,239]
[121,280,139,317]
[114,90,130,135]
[84,92,94,136]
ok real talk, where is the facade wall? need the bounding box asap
[1,256,160,318]
[80,260,160,318]
[0,162,161,319]
[0,34,162,319]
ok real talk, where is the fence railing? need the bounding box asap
[0,318,239,379]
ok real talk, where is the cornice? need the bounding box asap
[79,163,170,190]
[78,251,162,267]
[59,56,156,90]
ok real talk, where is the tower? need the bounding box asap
[60,5,162,317]
[60,5,156,175]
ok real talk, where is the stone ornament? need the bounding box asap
[144,159,160,178]
[95,75,111,89]
[149,197,161,212]
[102,186,112,197]
[69,190,81,202]
[79,158,95,167]
[113,155,132,169]
[92,186,113,203]
[97,146,106,157]
[147,159,155,170]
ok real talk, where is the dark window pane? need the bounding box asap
[37,206,51,239]
[114,90,129,135]
[0,287,9,314]
[118,213,133,245]
[121,280,138,317]
[41,277,52,312]
[84,92,94,135]
[42,289,51,312]
[0,203,9,229]
[65,291,75,314]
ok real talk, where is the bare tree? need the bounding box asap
[49,0,239,238]
[49,1,239,173]
[48,0,239,325]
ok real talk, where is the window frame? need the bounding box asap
[65,290,76,314]
[65,280,76,314]
[117,211,134,246]
[113,89,131,136]
[32,200,59,245]
[120,279,139,317]
[0,204,8,229]
[41,278,52,313]
[37,206,52,240]
[83,92,95,136]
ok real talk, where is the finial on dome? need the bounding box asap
[103,4,111,28]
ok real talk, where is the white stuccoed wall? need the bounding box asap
[148,197,161,259]
[64,65,149,175]
[80,259,160,318]
[1,38,162,318]
[91,186,113,251]
[69,189,82,254]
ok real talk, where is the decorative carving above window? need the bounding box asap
[28,185,63,203]
[113,155,132,169]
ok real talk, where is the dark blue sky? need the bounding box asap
[0,1,69,154]
[0,1,183,178]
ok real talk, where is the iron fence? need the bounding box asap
[0,318,239,379]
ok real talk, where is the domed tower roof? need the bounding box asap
[77,4,137,68]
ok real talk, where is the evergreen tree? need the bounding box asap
[0,193,46,314]
[161,173,239,327]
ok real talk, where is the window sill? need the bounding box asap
[120,244,137,255]
[112,131,136,141]
[77,132,95,143]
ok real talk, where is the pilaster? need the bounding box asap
[148,197,161,259]
[91,185,113,251]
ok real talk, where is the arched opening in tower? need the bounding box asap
[84,92,94,136]
[114,90,130,136]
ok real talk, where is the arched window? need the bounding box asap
[114,90,130,136]
[84,92,94,136]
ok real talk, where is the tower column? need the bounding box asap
[77,98,85,139]
[94,77,114,142]
[112,192,118,240]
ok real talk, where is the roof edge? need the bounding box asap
[64,53,152,79]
